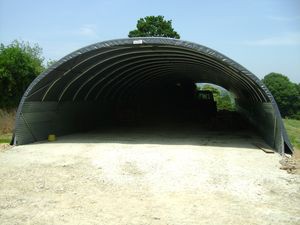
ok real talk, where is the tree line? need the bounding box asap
[0,15,299,119]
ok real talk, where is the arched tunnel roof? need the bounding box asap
[14,37,293,154]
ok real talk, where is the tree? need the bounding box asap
[201,84,235,111]
[46,59,57,69]
[0,40,45,108]
[128,15,180,39]
[292,82,300,119]
[262,73,299,118]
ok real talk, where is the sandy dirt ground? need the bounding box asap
[0,126,300,225]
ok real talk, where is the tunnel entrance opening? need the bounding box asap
[86,79,256,144]
[13,38,293,154]
[49,77,258,150]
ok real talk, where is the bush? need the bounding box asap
[0,40,44,108]
[0,109,16,134]
[200,84,236,111]
[262,73,300,118]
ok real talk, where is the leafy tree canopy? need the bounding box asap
[262,72,300,118]
[200,84,235,111]
[46,59,57,69]
[128,15,180,39]
[0,40,45,108]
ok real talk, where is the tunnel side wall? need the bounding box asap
[14,101,107,145]
[237,102,284,153]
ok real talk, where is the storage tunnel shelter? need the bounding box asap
[12,38,293,154]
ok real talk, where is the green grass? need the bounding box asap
[0,133,12,144]
[0,109,15,144]
[284,119,300,150]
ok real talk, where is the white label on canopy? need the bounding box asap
[133,40,143,44]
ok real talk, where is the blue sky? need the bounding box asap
[1,0,299,82]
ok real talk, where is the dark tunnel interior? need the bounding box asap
[94,79,245,130]
[13,38,293,154]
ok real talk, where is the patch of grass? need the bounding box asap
[0,133,12,143]
[0,109,15,133]
[284,119,300,150]
[0,109,15,144]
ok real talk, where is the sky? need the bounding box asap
[0,0,299,83]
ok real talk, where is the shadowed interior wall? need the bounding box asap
[13,38,293,154]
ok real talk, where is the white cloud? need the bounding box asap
[78,24,98,38]
[244,32,300,46]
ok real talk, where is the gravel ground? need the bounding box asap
[0,127,299,225]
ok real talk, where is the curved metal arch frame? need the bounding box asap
[35,44,268,103]
[94,60,176,101]
[75,49,266,102]
[26,46,130,100]
[105,59,259,103]
[115,63,238,103]
[59,49,172,101]
[95,63,176,102]
[64,52,263,103]
[58,49,263,102]
[40,47,133,101]
[106,66,177,103]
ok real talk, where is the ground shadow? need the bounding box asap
[34,112,268,151]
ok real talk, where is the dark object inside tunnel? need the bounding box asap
[13,38,293,154]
